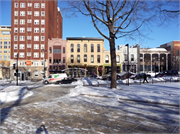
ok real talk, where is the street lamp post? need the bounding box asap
[42,49,47,78]
[16,54,18,86]
[125,44,129,86]
[155,60,156,76]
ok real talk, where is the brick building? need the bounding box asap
[10,0,62,80]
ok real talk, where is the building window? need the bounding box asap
[20,19,25,24]
[41,11,45,16]
[41,53,44,58]
[34,53,39,58]
[49,47,52,53]
[116,55,120,63]
[41,28,45,33]
[34,20,39,25]
[34,44,39,49]
[28,3,32,7]
[4,42,7,49]
[105,55,109,63]
[41,36,45,41]
[58,49,61,53]
[0,55,2,60]
[34,11,39,16]
[14,19,18,24]
[4,55,7,60]
[14,11,18,16]
[20,3,25,8]
[63,47,65,53]
[27,19,32,23]
[27,36,31,40]
[131,54,134,61]
[14,3,18,8]
[84,44,87,52]
[41,20,45,25]
[19,52,24,58]
[49,58,51,63]
[77,44,80,52]
[71,55,74,63]
[4,50,7,53]
[27,52,31,56]
[71,44,74,52]
[20,11,25,16]
[84,54,87,62]
[124,54,127,61]
[14,36,18,41]
[91,55,94,63]
[9,42,10,48]
[27,28,32,32]
[77,55,80,63]
[14,44,18,49]
[14,28,18,33]
[34,61,38,65]
[27,44,31,48]
[41,44,44,49]
[14,52,17,58]
[41,3,45,8]
[63,58,65,63]
[34,3,39,8]
[97,44,100,52]
[34,70,38,77]
[34,28,39,33]
[34,36,39,41]
[20,36,25,41]
[97,55,100,63]
[20,27,25,33]
[27,11,32,15]
[91,44,94,52]
[20,44,25,49]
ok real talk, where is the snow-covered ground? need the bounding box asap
[0,76,180,106]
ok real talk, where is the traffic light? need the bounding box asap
[13,64,16,69]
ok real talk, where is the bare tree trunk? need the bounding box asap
[110,35,117,88]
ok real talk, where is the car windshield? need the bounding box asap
[48,75,52,78]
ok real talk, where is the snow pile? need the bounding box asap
[0,86,33,103]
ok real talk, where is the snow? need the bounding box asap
[0,76,179,107]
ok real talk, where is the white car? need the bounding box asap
[43,73,67,84]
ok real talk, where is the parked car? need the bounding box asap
[43,73,67,85]
[130,73,151,80]
[56,77,77,84]
[120,72,135,80]
[155,70,179,78]
[90,74,101,79]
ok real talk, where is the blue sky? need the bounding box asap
[0,0,179,50]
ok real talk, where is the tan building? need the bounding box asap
[66,37,104,77]
[0,26,11,66]
[103,50,122,75]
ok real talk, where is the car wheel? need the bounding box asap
[44,80,49,85]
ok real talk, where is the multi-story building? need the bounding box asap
[10,0,62,80]
[66,37,104,77]
[118,44,140,73]
[140,48,170,73]
[48,38,66,76]
[103,50,121,75]
[0,26,11,66]
[159,41,180,71]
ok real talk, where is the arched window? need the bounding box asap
[84,54,87,62]
[84,44,87,52]
[71,44,74,52]
[91,44,94,52]
[97,44,100,52]
[105,55,109,63]
[91,55,94,63]
[71,55,74,63]
[116,55,120,63]
[77,44,80,52]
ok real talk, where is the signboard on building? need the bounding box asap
[26,61,31,65]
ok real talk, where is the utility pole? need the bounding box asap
[16,54,18,86]
[125,44,129,86]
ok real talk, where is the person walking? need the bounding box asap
[143,73,149,83]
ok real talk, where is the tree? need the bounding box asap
[62,0,179,88]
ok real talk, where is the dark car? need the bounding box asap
[56,77,77,84]
[120,72,135,80]
[130,73,151,80]
[102,73,121,80]
[155,70,179,77]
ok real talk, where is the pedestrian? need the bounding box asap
[143,73,149,83]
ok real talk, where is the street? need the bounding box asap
[0,84,179,134]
